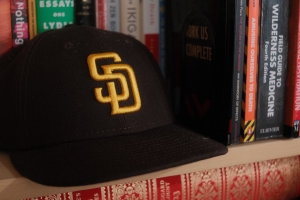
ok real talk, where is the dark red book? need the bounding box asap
[22,155,300,200]
[284,0,300,138]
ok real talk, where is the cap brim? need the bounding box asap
[10,124,227,186]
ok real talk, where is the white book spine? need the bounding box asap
[141,0,159,62]
[120,0,142,41]
[107,0,120,32]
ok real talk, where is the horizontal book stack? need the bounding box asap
[21,155,300,200]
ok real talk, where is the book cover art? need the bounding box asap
[284,0,300,139]
[142,0,159,62]
[36,0,74,33]
[74,0,95,26]
[10,0,29,47]
[241,0,260,143]
[120,0,142,41]
[177,0,247,145]
[256,0,290,140]
[0,0,12,56]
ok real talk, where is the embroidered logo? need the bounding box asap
[87,52,141,115]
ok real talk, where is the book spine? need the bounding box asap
[256,0,290,140]
[229,0,247,145]
[120,0,142,41]
[142,0,159,62]
[284,0,300,138]
[0,0,12,56]
[96,0,107,29]
[10,0,29,47]
[36,0,75,33]
[74,0,94,26]
[27,0,37,39]
[106,0,120,32]
[22,155,300,200]
[241,0,260,142]
[159,0,166,78]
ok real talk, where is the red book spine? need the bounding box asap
[142,0,159,62]
[241,0,260,142]
[23,155,300,200]
[284,0,300,138]
[145,34,159,62]
[96,0,107,29]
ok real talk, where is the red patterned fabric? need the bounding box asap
[23,155,300,200]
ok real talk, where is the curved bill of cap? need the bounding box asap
[10,124,227,186]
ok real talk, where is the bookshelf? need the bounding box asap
[1,138,300,200]
[1,0,300,199]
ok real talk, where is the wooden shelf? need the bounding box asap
[1,138,300,200]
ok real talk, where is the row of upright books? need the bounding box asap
[6,0,166,77]
[168,0,300,146]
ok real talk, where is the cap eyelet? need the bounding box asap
[64,42,73,49]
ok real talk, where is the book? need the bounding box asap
[141,0,159,62]
[96,0,121,32]
[228,0,247,145]
[74,0,95,26]
[158,0,166,78]
[175,0,248,145]
[166,0,192,117]
[255,0,290,140]
[120,0,142,41]
[0,0,12,57]
[10,0,29,47]
[22,155,300,200]
[36,0,75,33]
[27,0,37,39]
[240,0,260,143]
[95,0,107,29]
[106,0,120,32]
[284,0,300,139]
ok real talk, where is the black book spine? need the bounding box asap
[229,0,247,144]
[10,0,29,47]
[74,0,96,26]
[255,0,290,140]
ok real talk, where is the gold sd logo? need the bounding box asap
[87,52,141,115]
